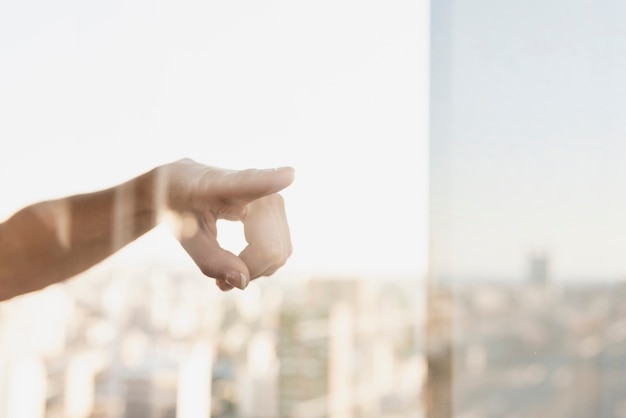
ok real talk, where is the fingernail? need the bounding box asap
[225,271,248,290]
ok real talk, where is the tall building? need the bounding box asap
[278,306,330,418]
[425,284,453,418]
[529,252,549,285]
[238,332,279,418]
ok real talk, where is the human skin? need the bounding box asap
[0,159,294,301]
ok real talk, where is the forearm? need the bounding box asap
[0,168,159,300]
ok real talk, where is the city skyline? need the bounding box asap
[0,265,424,418]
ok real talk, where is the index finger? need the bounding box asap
[225,167,295,203]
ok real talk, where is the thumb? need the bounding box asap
[180,224,251,290]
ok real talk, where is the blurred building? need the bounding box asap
[529,252,550,286]
[278,306,330,418]
[425,284,453,418]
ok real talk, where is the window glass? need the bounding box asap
[430,1,626,416]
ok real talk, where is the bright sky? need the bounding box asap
[431,0,626,281]
[0,0,428,280]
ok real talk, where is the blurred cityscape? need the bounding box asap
[450,279,626,418]
[0,266,424,418]
[427,253,626,418]
[3,253,626,418]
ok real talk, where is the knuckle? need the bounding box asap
[261,246,288,266]
[262,245,292,268]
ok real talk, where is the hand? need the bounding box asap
[163,159,294,291]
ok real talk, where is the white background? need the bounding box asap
[0,0,428,280]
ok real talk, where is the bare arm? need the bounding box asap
[0,159,294,301]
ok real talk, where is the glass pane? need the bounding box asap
[430,1,626,417]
